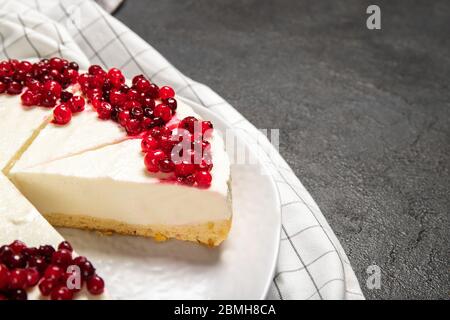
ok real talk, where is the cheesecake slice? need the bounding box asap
[10,131,232,246]
[2,59,232,247]
[0,174,107,300]
[9,97,232,246]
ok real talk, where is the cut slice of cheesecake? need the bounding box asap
[9,96,232,246]
[12,103,126,171]
[10,134,232,246]
[0,174,107,300]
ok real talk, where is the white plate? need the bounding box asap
[58,99,281,299]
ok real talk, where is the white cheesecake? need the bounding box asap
[0,174,107,300]
[8,95,232,246]
[0,59,232,300]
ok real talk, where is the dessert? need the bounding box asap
[0,174,106,300]
[0,58,232,247]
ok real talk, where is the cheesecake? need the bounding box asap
[1,58,233,248]
[0,174,107,300]
[10,101,232,246]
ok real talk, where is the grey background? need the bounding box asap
[115,0,450,299]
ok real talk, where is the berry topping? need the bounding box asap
[0,57,216,190]
[51,249,73,267]
[159,86,175,99]
[73,256,96,279]
[9,269,27,289]
[175,161,195,177]
[51,286,74,300]
[0,264,10,290]
[26,268,40,287]
[141,135,159,152]
[0,240,104,300]
[6,81,23,95]
[154,103,172,122]
[9,289,27,300]
[53,104,72,125]
[195,170,212,188]
[97,101,113,120]
[57,241,73,252]
[165,97,177,111]
[10,240,27,254]
[21,90,40,106]
[68,95,85,113]
[86,275,105,295]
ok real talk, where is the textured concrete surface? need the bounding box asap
[115,0,450,299]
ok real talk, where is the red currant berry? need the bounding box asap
[49,57,65,71]
[9,269,27,289]
[87,274,105,295]
[141,135,159,152]
[53,104,72,125]
[201,121,214,138]
[57,241,73,252]
[51,249,73,266]
[109,88,127,105]
[43,80,62,97]
[20,90,39,106]
[0,81,6,93]
[8,253,27,269]
[159,86,175,99]
[9,288,27,300]
[125,118,142,135]
[144,150,166,172]
[9,240,27,254]
[73,256,96,279]
[178,116,198,134]
[26,268,40,287]
[135,77,151,93]
[39,278,57,296]
[107,67,125,87]
[97,101,113,120]
[0,264,10,290]
[175,161,195,177]
[195,170,212,188]
[44,265,64,281]
[158,159,175,173]
[51,285,74,300]
[118,110,131,127]
[147,83,159,99]
[6,81,23,95]
[68,95,85,113]
[165,98,177,111]
[154,103,172,122]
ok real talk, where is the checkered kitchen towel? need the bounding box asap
[0,0,364,299]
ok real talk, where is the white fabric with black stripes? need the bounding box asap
[0,0,364,300]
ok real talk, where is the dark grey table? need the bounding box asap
[115,0,449,299]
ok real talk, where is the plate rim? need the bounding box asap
[179,96,282,300]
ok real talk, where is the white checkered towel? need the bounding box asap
[0,0,364,299]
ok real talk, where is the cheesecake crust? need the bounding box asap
[45,213,232,247]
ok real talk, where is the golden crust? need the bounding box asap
[45,213,232,247]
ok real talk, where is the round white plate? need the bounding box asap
[58,99,281,299]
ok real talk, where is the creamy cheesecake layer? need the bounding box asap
[10,136,232,228]
[0,95,51,172]
[12,104,127,171]
[0,174,107,300]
